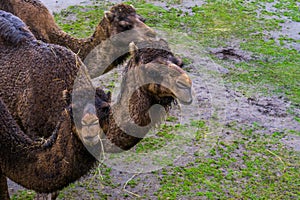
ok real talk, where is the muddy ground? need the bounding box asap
[8,0,300,199]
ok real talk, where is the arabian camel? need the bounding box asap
[0,1,156,76]
[0,10,192,199]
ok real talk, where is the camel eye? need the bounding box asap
[169,56,184,68]
[81,119,99,127]
[138,15,146,23]
[119,20,133,30]
[170,70,179,77]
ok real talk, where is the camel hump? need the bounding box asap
[0,10,35,45]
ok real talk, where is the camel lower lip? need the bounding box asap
[179,98,193,105]
[83,136,99,145]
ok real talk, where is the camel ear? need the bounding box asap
[104,11,115,22]
[62,89,71,105]
[129,42,141,63]
[159,38,169,46]
[129,42,138,56]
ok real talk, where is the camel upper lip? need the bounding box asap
[179,98,193,105]
[82,135,99,145]
[174,87,193,105]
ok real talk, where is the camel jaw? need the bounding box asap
[179,97,193,105]
[82,135,100,146]
[171,87,193,105]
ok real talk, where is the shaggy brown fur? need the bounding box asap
[0,10,94,139]
[0,88,110,200]
[0,11,109,199]
[0,11,99,199]
[0,96,97,200]
[0,1,156,76]
[0,11,192,199]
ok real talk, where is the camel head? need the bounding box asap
[63,88,111,147]
[80,104,100,146]
[126,39,193,106]
[101,4,156,41]
[75,88,111,146]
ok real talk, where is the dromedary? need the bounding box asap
[0,11,192,199]
[0,0,156,75]
[84,40,192,151]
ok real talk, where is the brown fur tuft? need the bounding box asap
[109,4,137,19]
[0,10,35,45]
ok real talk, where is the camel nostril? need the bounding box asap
[84,136,96,140]
[146,29,156,38]
[176,80,189,89]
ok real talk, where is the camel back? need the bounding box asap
[0,10,35,45]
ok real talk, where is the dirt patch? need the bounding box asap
[40,0,96,13]
[247,96,289,117]
[259,1,300,51]
[209,47,253,62]
[281,135,300,152]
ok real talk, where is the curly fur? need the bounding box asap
[0,11,35,45]
[0,1,155,77]
[0,11,97,199]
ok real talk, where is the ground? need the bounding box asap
[9,0,300,199]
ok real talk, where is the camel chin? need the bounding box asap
[79,122,101,146]
[174,89,193,105]
[82,135,100,146]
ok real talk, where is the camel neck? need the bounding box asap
[0,99,96,193]
[48,29,93,59]
[49,17,108,60]
[103,78,162,151]
[0,98,33,149]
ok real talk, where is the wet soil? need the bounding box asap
[8,0,300,199]
[209,47,253,62]
[259,1,300,51]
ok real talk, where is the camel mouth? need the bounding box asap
[158,89,193,105]
[179,98,193,105]
[172,87,193,105]
[82,135,99,146]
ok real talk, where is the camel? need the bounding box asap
[0,9,92,139]
[81,39,192,152]
[0,1,156,76]
[0,10,192,199]
[0,93,98,200]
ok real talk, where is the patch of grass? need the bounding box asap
[54,5,107,38]
[156,127,300,199]
[295,116,300,124]
[190,120,210,141]
[134,123,185,153]
[287,130,300,137]
[273,1,300,22]
[126,178,138,188]
[228,39,300,103]
[11,190,35,200]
